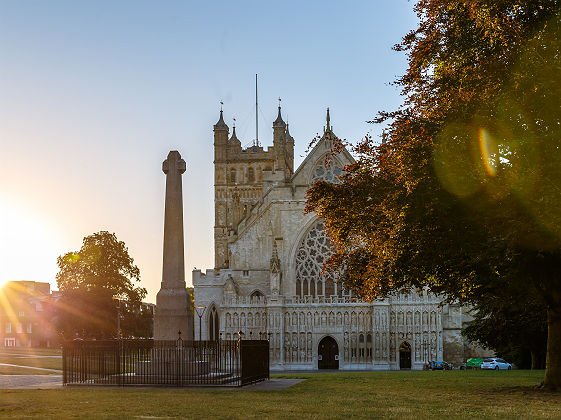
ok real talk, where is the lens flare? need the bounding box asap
[433,122,484,198]
[432,13,561,248]
[478,127,498,177]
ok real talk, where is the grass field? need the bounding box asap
[0,348,61,357]
[0,347,61,373]
[0,365,57,375]
[1,370,560,419]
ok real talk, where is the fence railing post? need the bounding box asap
[62,338,268,387]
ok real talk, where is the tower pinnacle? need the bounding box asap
[230,125,239,142]
[214,109,228,131]
[273,103,285,127]
[285,121,294,142]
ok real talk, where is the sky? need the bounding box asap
[0,1,418,302]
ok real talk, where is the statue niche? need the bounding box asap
[270,241,281,295]
[224,274,238,301]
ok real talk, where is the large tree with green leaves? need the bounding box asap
[462,295,547,369]
[56,231,147,338]
[307,1,561,388]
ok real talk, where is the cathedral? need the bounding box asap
[193,106,476,371]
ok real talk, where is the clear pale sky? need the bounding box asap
[0,1,418,302]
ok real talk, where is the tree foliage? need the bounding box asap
[56,231,147,338]
[307,1,561,388]
[462,294,547,369]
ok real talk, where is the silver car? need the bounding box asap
[481,357,512,370]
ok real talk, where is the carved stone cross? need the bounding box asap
[161,150,186,287]
[163,150,186,175]
[154,150,193,341]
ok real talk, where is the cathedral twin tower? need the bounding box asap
[213,106,295,269]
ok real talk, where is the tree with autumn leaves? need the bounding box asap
[307,1,561,389]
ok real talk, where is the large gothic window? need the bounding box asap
[295,221,344,297]
[311,158,342,184]
[208,306,219,341]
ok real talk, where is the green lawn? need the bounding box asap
[0,356,62,371]
[0,348,62,372]
[0,347,61,357]
[1,370,560,419]
[0,365,57,375]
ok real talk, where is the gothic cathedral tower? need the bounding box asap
[213,106,294,269]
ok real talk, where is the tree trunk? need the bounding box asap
[530,350,537,370]
[543,307,561,389]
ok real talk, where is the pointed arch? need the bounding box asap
[208,304,219,341]
[250,289,265,303]
[294,220,335,297]
[399,341,412,369]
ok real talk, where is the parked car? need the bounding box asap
[480,357,512,370]
[432,360,452,370]
[466,358,484,369]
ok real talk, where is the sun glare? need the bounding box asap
[0,201,62,288]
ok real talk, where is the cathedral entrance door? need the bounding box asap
[399,342,412,369]
[318,336,339,369]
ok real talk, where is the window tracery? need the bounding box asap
[295,221,344,297]
[311,158,342,184]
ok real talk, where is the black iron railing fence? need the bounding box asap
[240,340,270,385]
[62,338,269,387]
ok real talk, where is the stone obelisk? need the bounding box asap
[154,150,193,341]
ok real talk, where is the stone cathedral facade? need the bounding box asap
[193,107,477,371]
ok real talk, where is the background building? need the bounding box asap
[0,281,59,348]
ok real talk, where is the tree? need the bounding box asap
[120,303,153,338]
[187,286,195,333]
[462,295,547,370]
[307,1,561,388]
[56,231,147,338]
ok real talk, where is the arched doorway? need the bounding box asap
[399,341,412,369]
[318,336,339,369]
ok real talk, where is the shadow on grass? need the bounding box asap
[486,384,561,396]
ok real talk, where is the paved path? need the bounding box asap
[0,375,303,390]
[0,375,62,389]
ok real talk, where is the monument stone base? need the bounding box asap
[154,287,193,341]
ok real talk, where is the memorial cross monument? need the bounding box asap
[154,150,193,340]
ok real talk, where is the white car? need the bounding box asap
[481,357,512,370]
